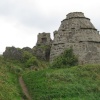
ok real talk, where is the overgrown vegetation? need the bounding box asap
[0,55,22,100]
[50,48,78,68]
[25,56,48,69]
[0,52,48,100]
[22,50,33,63]
[22,51,41,68]
[23,64,100,100]
[1,46,100,100]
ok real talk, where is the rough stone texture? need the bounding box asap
[33,46,51,61]
[3,33,52,61]
[3,46,23,61]
[3,46,34,61]
[50,12,100,64]
[33,32,52,61]
[36,32,52,46]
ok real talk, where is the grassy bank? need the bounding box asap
[23,65,100,100]
[0,56,22,100]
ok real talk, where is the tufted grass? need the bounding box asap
[0,56,22,100]
[23,64,100,100]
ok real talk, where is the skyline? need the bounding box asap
[0,0,100,54]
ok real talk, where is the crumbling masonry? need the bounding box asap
[33,32,52,61]
[36,32,52,46]
[50,12,100,64]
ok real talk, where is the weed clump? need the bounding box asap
[50,48,78,68]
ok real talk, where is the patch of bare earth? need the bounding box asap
[19,76,32,100]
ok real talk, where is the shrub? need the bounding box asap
[22,51,32,62]
[50,48,78,68]
[25,56,40,68]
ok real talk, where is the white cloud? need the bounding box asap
[0,0,100,54]
[0,16,42,54]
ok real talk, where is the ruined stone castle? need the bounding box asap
[3,12,100,65]
[50,12,100,64]
[3,32,52,61]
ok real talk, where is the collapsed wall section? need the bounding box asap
[33,32,52,61]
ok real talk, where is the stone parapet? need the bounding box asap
[66,12,85,19]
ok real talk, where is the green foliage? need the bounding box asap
[23,65,100,100]
[25,56,40,68]
[50,48,78,68]
[22,51,32,62]
[37,45,50,50]
[0,57,22,100]
[24,55,49,69]
[6,48,49,69]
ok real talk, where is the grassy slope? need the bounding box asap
[0,57,22,100]
[23,65,100,100]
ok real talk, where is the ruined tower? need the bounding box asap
[36,32,52,46]
[33,32,52,61]
[50,12,100,64]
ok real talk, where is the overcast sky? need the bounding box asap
[0,0,100,54]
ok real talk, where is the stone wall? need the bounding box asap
[3,46,23,61]
[3,32,52,61]
[36,32,52,46]
[50,12,100,64]
[3,12,100,64]
[33,32,52,61]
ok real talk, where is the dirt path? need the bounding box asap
[19,76,32,100]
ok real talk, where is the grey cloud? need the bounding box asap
[0,0,99,32]
[0,0,60,32]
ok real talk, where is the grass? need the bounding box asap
[0,56,22,100]
[0,55,48,100]
[23,64,100,100]
[1,54,100,100]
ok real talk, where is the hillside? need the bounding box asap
[1,47,100,100]
[0,55,49,100]
[0,56,22,100]
[1,11,100,100]
[23,65,100,100]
